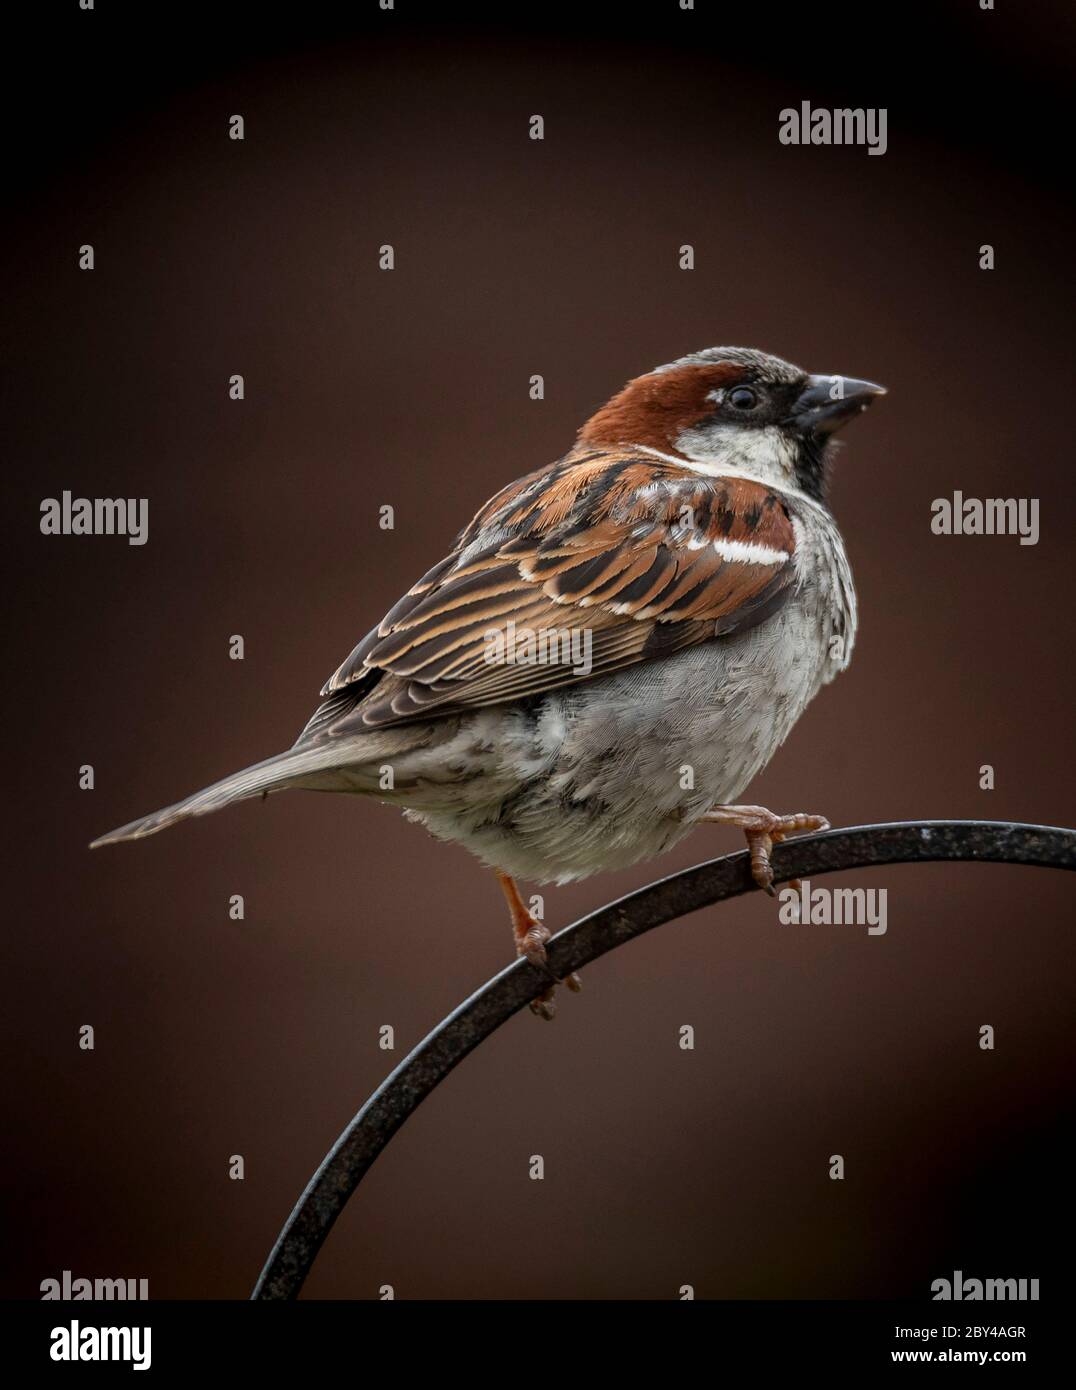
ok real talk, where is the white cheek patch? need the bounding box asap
[671,422,798,484]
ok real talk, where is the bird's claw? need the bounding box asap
[702,804,829,895]
[521,938,582,1017]
[744,811,829,894]
[530,995,557,1022]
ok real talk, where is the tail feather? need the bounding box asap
[89,741,370,847]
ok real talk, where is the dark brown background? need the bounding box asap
[5,1,1073,1299]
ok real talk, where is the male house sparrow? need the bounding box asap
[93,347,884,1017]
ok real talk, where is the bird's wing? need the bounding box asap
[299,448,798,737]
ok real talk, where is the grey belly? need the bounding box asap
[395,603,831,884]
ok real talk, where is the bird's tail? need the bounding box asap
[89,740,374,848]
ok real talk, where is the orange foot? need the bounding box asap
[496,872,582,1020]
[700,805,830,896]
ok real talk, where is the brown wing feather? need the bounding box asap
[313,447,797,735]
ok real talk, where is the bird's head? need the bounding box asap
[578,346,885,502]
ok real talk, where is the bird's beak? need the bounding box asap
[791,374,887,436]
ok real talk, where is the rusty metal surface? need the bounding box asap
[252,819,1075,1299]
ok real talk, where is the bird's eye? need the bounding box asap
[727,386,759,411]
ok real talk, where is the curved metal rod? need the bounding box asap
[252,819,1075,1299]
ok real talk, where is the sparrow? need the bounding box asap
[92,347,884,1017]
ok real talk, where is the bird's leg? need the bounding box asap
[495,872,582,1021]
[699,805,830,896]
[497,871,549,965]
